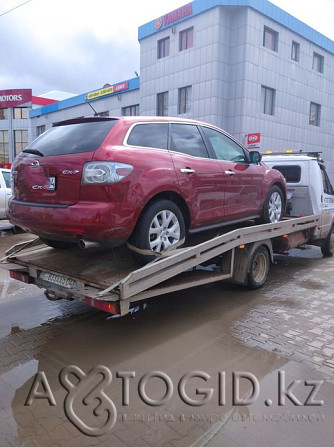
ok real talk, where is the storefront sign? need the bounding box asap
[86,82,129,101]
[0,89,32,108]
[247,133,261,146]
[155,3,193,30]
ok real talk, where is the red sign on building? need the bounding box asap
[0,89,32,108]
[155,3,193,29]
[247,133,261,146]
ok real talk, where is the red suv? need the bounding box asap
[9,117,286,262]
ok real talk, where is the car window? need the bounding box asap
[23,120,118,156]
[202,127,246,162]
[170,124,209,158]
[127,123,168,150]
[272,165,301,183]
[1,171,11,188]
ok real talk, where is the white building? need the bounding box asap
[28,0,334,179]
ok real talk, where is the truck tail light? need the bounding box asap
[84,297,120,315]
[10,270,34,284]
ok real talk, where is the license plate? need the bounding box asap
[48,176,56,190]
[40,271,76,288]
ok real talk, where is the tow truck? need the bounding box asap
[2,152,334,317]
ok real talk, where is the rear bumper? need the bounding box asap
[8,199,140,245]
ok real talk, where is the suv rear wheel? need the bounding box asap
[131,199,185,264]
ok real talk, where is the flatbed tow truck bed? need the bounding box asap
[2,214,330,317]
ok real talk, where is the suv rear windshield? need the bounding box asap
[23,120,118,156]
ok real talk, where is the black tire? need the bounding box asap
[247,246,270,289]
[40,237,77,250]
[131,199,185,264]
[260,186,284,223]
[321,226,334,257]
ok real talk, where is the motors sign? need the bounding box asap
[0,89,32,109]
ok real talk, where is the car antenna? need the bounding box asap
[86,100,100,116]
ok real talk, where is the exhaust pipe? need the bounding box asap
[78,239,101,250]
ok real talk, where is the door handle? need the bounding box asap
[224,170,236,175]
[180,168,195,174]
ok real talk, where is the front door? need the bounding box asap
[201,126,264,220]
[169,123,225,228]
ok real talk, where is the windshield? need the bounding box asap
[23,120,118,156]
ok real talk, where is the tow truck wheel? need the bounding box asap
[131,199,185,264]
[247,246,270,289]
[321,226,334,257]
[261,186,284,223]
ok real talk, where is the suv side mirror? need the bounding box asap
[249,151,262,164]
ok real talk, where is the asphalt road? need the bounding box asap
[0,229,333,447]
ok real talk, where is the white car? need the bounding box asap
[0,168,12,219]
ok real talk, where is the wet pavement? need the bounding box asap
[0,230,333,446]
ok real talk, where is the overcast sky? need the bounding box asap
[0,0,333,96]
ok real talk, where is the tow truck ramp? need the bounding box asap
[1,215,323,316]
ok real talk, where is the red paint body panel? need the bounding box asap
[8,116,286,245]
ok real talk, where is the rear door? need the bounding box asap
[201,126,264,219]
[12,119,118,205]
[169,123,225,227]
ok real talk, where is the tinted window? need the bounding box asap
[23,120,118,156]
[202,127,246,162]
[170,124,208,158]
[272,165,301,183]
[127,123,168,150]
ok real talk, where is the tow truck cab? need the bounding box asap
[263,153,334,237]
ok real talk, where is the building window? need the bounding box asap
[13,108,28,119]
[157,37,170,59]
[261,86,275,115]
[263,26,278,52]
[178,86,192,115]
[313,52,324,73]
[36,125,46,136]
[179,27,193,51]
[0,109,8,120]
[0,131,9,162]
[157,92,168,116]
[122,105,139,116]
[98,111,109,117]
[309,102,321,126]
[14,130,28,155]
[291,41,300,61]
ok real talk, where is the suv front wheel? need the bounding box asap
[131,199,185,264]
[260,186,284,223]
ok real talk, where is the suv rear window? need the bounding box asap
[272,165,301,183]
[23,120,118,156]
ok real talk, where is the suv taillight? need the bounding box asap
[82,162,133,184]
